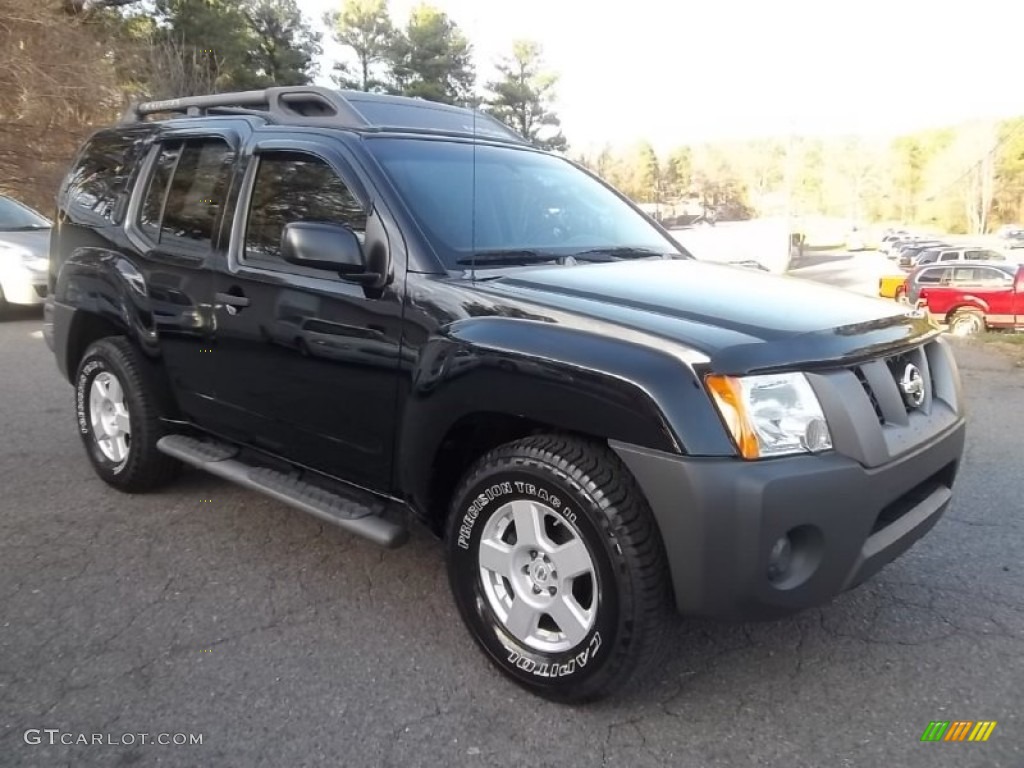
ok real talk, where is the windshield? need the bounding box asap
[366,138,684,269]
[0,196,50,230]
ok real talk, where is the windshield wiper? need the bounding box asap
[455,250,564,266]
[570,247,688,260]
[455,247,686,268]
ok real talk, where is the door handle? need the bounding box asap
[215,291,250,308]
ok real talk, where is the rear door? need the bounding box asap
[124,125,247,424]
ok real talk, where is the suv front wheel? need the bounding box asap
[446,435,671,702]
[75,337,180,492]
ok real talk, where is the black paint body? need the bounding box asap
[44,112,966,617]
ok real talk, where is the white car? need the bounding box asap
[0,195,51,313]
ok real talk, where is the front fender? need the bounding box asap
[396,317,737,511]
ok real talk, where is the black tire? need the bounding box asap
[446,434,672,703]
[75,337,180,492]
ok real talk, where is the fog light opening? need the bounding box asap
[767,535,793,583]
[766,525,824,590]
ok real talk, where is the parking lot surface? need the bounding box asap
[1,306,1022,768]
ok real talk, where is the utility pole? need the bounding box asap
[783,122,797,269]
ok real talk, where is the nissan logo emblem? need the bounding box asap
[900,363,925,408]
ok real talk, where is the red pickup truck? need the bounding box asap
[915,262,1024,335]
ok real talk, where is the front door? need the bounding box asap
[207,139,403,492]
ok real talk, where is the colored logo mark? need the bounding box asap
[920,721,997,742]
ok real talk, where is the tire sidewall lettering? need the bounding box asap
[76,359,103,436]
[76,353,131,475]
[451,469,618,685]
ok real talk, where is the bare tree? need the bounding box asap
[0,0,122,210]
[964,122,997,234]
[140,35,227,100]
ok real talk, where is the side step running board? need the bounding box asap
[157,434,408,548]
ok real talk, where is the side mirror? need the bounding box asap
[280,221,379,284]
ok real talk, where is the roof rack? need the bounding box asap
[120,86,372,128]
[119,85,529,145]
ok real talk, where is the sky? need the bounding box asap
[305,0,1024,153]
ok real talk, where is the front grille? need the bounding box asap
[855,367,885,424]
[850,343,935,426]
[813,338,959,469]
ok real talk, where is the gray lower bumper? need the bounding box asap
[611,419,966,619]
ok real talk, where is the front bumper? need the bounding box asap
[612,335,966,620]
[612,418,964,619]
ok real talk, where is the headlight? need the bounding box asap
[705,372,832,459]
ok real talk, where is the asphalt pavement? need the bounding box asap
[1,294,1022,768]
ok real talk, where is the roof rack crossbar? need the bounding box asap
[120,86,371,129]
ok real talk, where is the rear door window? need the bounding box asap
[135,137,235,257]
[917,267,949,284]
[952,267,981,284]
[938,251,960,262]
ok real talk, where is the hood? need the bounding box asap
[470,259,934,374]
[0,228,51,258]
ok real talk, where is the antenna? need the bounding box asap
[470,91,478,282]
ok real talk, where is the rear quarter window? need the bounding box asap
[917,267,950,284]
[61,129,153,227]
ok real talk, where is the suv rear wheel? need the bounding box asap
[445,434,671,702]
[75,337,180,492]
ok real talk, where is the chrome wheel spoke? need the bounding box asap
[478,538,513,575]
[551,538,592,580]
[547,595,591,647]
[110,434,129,462]
[88,371,131,463]
[112,405,131,433]
[105,375,124,402]
[511,499,546,549]
[505,596,541,640]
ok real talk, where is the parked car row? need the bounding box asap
[878,260,1024,335]
[900,244,1006,269]
[996,224,1024,249]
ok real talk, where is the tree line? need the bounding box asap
[0,0,566,211]
[575,119,1024,234]
[3,0,1021,235]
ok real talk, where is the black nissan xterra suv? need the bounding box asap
[44,87,966,702]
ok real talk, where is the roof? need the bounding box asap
[120,86,528,145]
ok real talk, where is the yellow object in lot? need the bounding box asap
[878,274,907,299]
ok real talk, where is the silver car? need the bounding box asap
[0,195,50,313]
